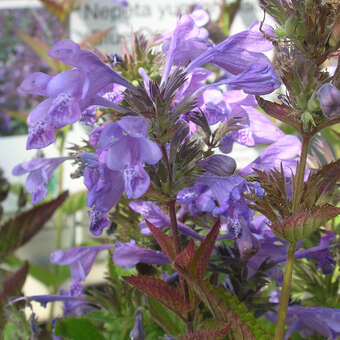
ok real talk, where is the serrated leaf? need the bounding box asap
[15,30,63,72]
[271,204,340,242]
[180,326,229,340]
[148,296,186,337]
[61,191,87,215]
[0,192,68,261]
[146,220,176,261]
[80,27,113,48]
[54,317,105,340]
[124,275,190,318]
[301,159,340,209]
[175,240,195,269]
[256,97,300,131]
[189,220,220,279]
[174,264,272,340]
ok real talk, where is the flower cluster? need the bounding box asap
[8,3,340,340]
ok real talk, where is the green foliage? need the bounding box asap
[55,317,106,340]
[148,297,186,337]
[292,261,340,308]
[61,191,87,215]
[2,307,32,340]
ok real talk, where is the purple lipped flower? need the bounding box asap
[221,63,281,95]
[317,83,340,119]
[98,116,162,199]
[239,134,302,176]
[185,24,274,75]
[234,106,285,146]
[82,153,125,213]
[160,9,212,84]
[48,40,135,92]
[12,157,70,204]
[99,117,162,171]
[88,210,110,236]
[19,72,51,96]
[266,301,340,340]
[50,244,114,282]
[129,201,170,234]
[177,184,216,216]
[123,164,150,199]
[113,240,170,269]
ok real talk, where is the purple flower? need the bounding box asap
[12,157,70,204]
[50,244,114,282]
[83,157,124,213]
[221,63,280,95]
[186,24,274,75]
[113,240,170,269]
[129,201,170,234]
[266,303,340,340]
[98,117,162,199]
[317,83,340,119]
[239,134,302,176]
[48,40,135,92]
[177,184,216,216]
[21,40,135,149]
[159,9,212,84]
[19,72,51,96]
[129,309,146,340]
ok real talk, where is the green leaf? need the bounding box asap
[55,317,106,340]
[3,322,17,340]
[148,297,186,337]
[271,204,340,242]
[29,264,69,287]
[61,191,87,215]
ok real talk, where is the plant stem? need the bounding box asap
[274,135,310,340]
[292,136,310,213]
[274,242,296,340]
[161,144,194,332]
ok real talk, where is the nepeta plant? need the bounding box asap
[8,2,340,340]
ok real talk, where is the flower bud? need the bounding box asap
[130,309,145,340]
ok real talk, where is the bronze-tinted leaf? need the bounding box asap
[124,275,190,318]
[179,326,230,340]
[80,27,113,48]
[189,220,220,279]
[256,97,300,131]
[146,220,176,261]
[0,263,29,328]
[174,240,195,269]
[0,192,68,261]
